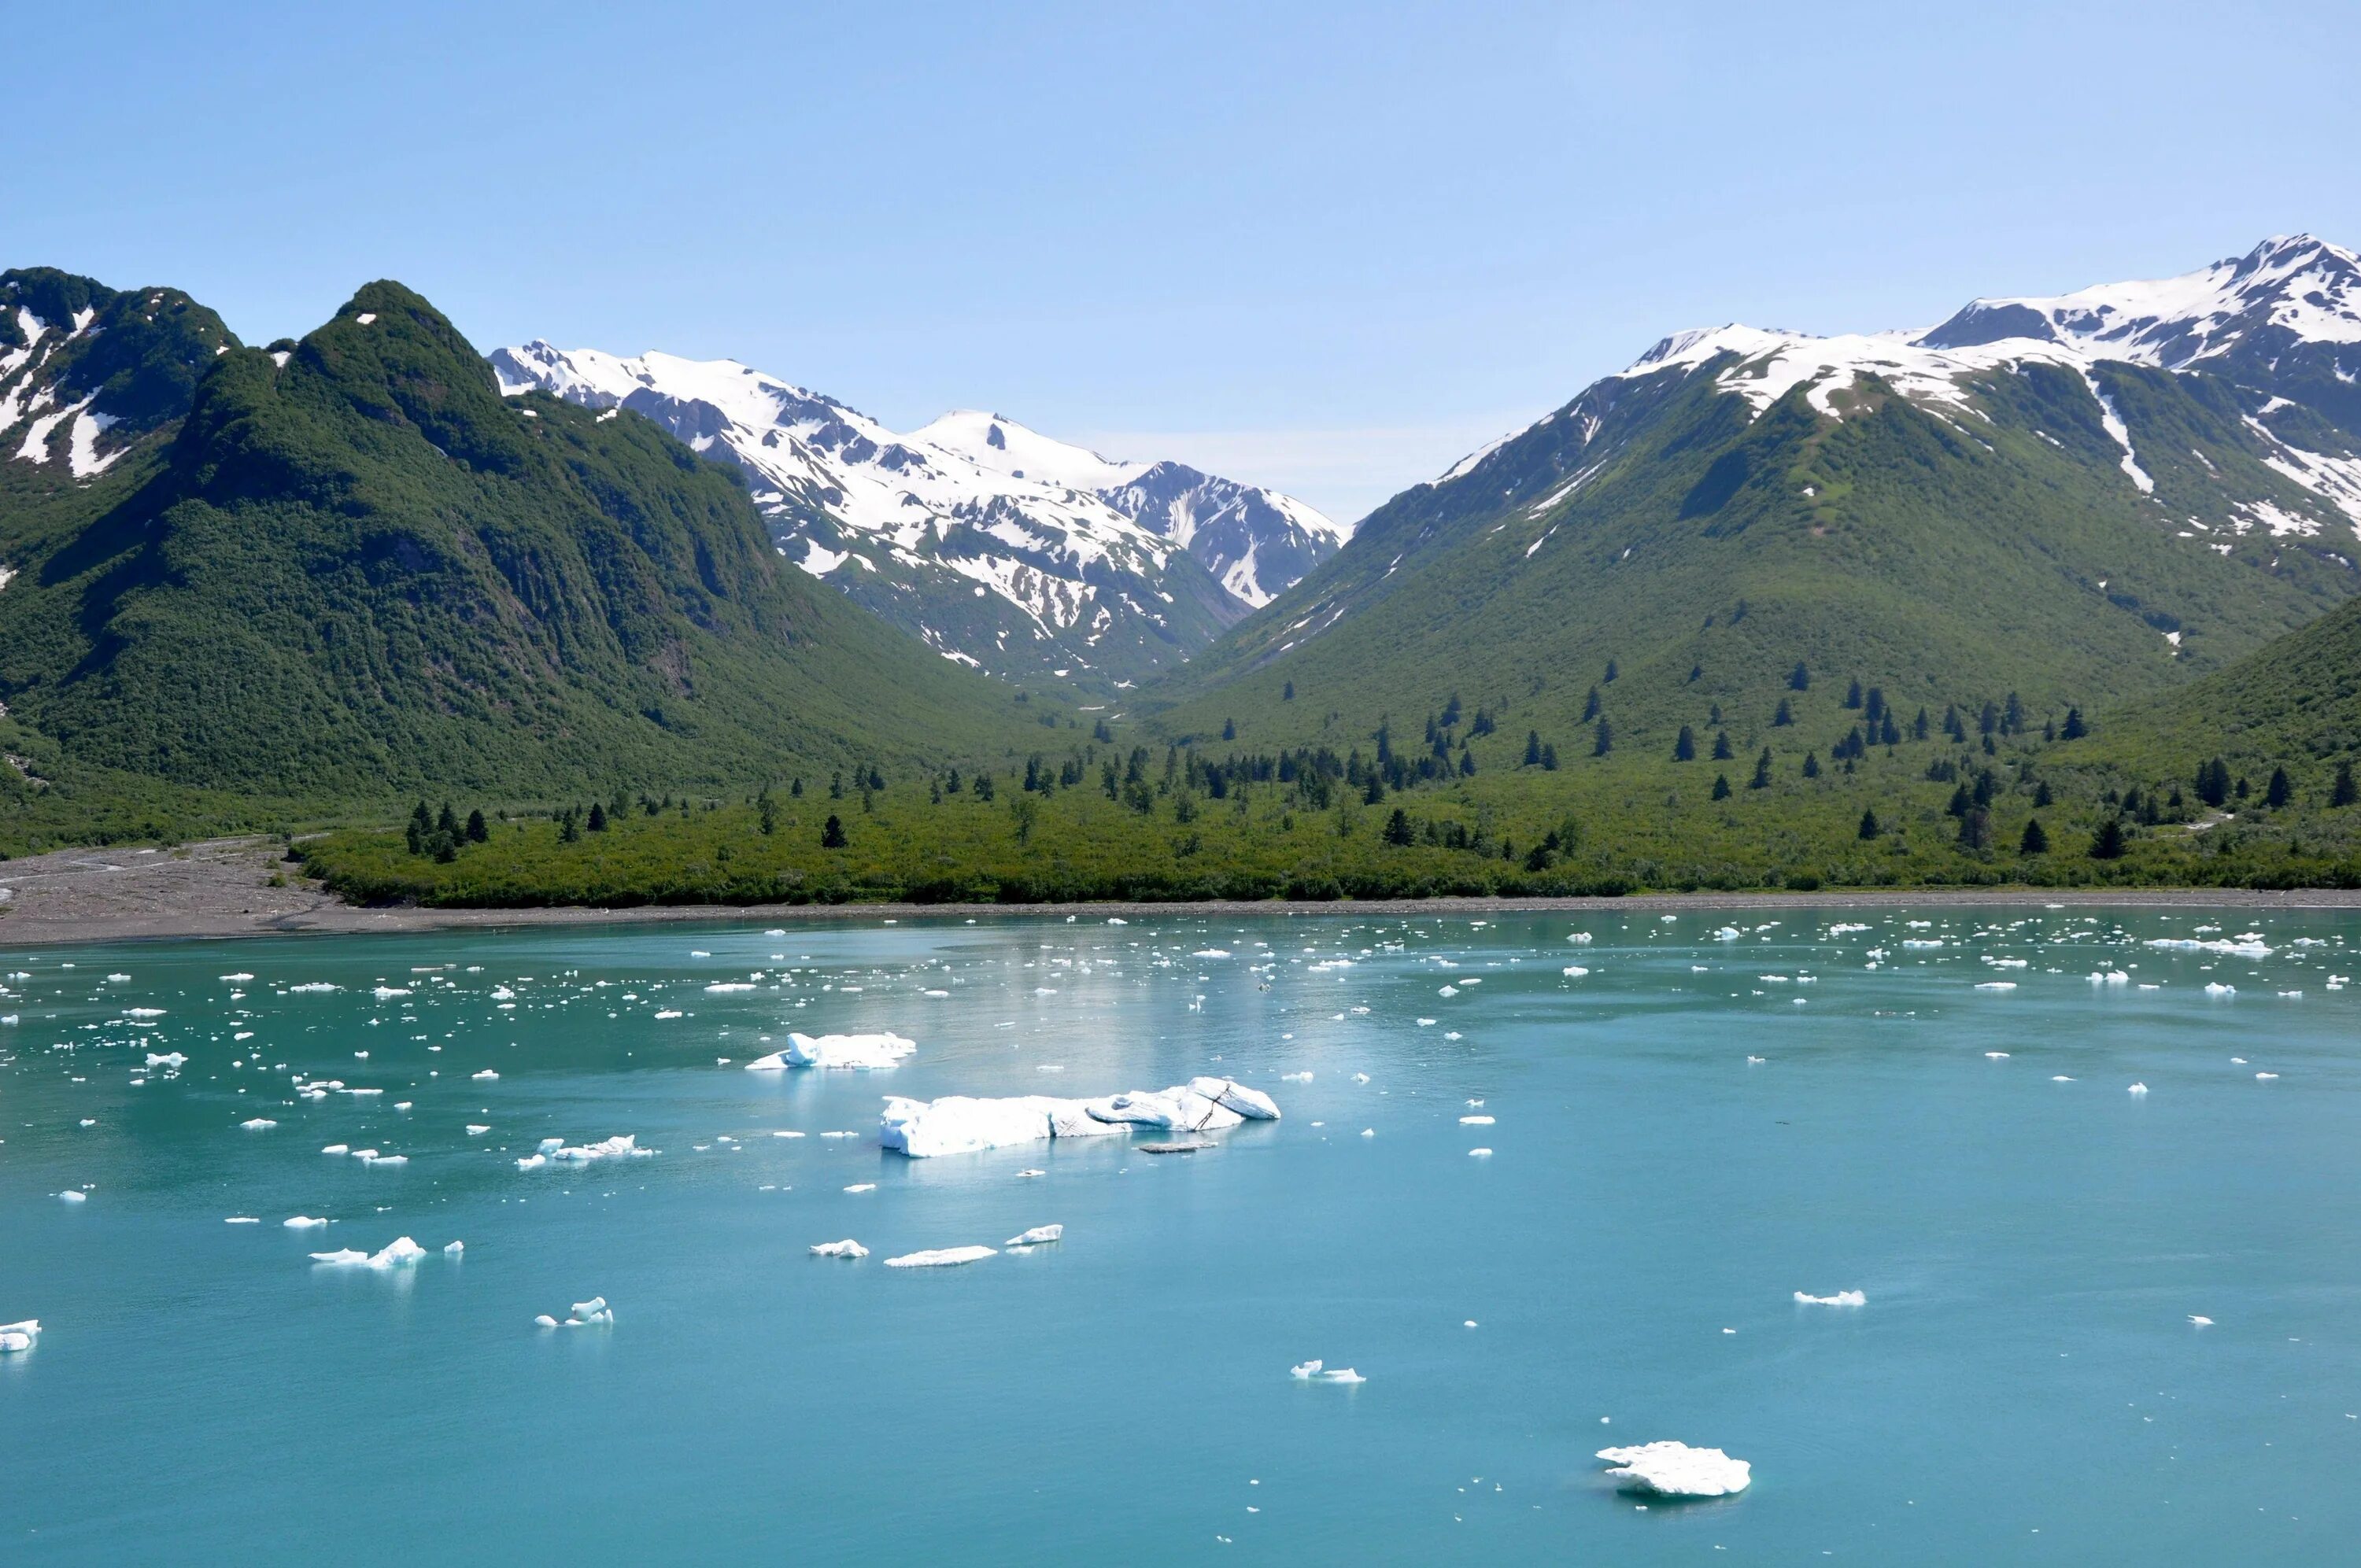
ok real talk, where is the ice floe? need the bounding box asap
[879,1075,1278,1157]
[745,1031,918,1070]
[0,1319,40,1354]
[1794,1289,1866,1307]
[310,1236,428,1269]
[1597,1441,1752,1498]
[283,1216,329,1228]
[2147,936,2271,958]
[1004,1224,1062,1246]
[1289,1359,1364,1383]
[810,1239,869,1259]
[240,1118,277,1130]
[884,1245,996,1267]
[540,1296,612,1327]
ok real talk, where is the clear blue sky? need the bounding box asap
[12,1,2358,521]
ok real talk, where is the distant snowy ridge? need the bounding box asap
[490,343,1343,688]
[1437,234,2361,538]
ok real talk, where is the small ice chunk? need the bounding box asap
[467,1125,491,1136]
[844,1182,877,1194]
[225,1216,260,1224]
[444,1240,464,1254]
[2128,1083,2149,1095]
[2204,982,2236,997]
[1289,1359,1323,1378]
[58,1190,87,1204]
[748,1031,918,1070]
[1004,1224,1062,1246]
[0,1319,41,1353]
[283,1216,329,1228]
[1460,1115,1495,1126]
[240,1118,278,1130]
[1794,1289,1865,1307]
[810,1239,869,1258]
[145,1052,187,1068]
[2189,1315,2213,1327]
[535,1315,560,1328]
[1597,1441,1752,1497]
[1469,1147,1493,1157]
[883,1245,996,1267]
[472,1069,499,1081]
[567,1297,613,1325]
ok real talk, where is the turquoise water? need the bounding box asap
[5,907,2360,1562]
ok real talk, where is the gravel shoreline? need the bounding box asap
[3,836,2359,948]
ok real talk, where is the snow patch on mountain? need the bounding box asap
[492,345,1345,678]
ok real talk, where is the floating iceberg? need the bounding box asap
[1004,1224,1062,1246]
[1974,982,2016,991]
[311,1236,427,1269]
[879,1075,1278,1157]
[567,1297,613,1325]
[2090,970,2130,985]
[2128,1082,2149,1095]
[1290,1359,1364,1383]
[2148,937,2271,958]
[884,1245,996,1268]
[2204,983,2237,998]
[810,1239,869,1259]
[0,1319,41,1354]
[1794,1289,1865,1307]
[471,1069,499,1081]
[1598,1441,1752,1497]
[745,1032,918,1071]
[146,1052,187,1068]
[540,1134,655,1164]
[240,1118,277,1130]
[284,1216,329,1229]
[57,1190,87,1204]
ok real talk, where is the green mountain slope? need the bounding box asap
[1141,325,2361,771]
[0,279,1039,824]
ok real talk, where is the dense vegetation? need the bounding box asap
[299,666,2361,905]
[0,279,1052,845]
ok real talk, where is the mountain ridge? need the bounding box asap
[489,341,1344,693]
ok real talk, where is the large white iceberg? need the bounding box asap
[0,1319,39,1354]
[884,1245,996,1267]
[2148,936,2271,958]
[745,1031,918,1071]
[1597,1441,1752,1497]
[879,1075,1280,1157]
[310,1236,428,1269]
[810,1239,869,1259]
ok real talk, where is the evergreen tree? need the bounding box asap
[1582,687,1601,721]
[1592,720,1612,758]
[1541,743,1559,771]
[1912,707,1931,741]
[1946,783,1971,817]
[829,773,844,800]
[1879,714,1901,747]
[1942,704,1965,742]
[1459,747,1477,777]
[1864,687,1886,725]
[1750,748,1772,789]
[1673,725,1696,762]
[1958,807,1992,850]
[1858,806,1879,839]
[1713,730,1734,761]
[1383,807,1413,847]
[405,799,430,856]
[559,809,580,844]
[2089,817,2126,859]
[790,778,804,798]
[437,802,460,837]
[2196,758,2230,808]
[821,814,848,849]
[586,802,607,832]
[2267,766,2293,809]
[1979,701,1999,737]
[974,773,996,802]
[2003,692,2025,734]
[758,786,778,835]
[2034,780,2052,807]
[1712,773,1731,800]
[1283,681,1295,701]
[1604,659,1619,683]
[465,809,488,843]
[1801,751,1820,779]
[1687,663,1702,684]
[2060,707,2086,740]
[1789,662,1809,691]
[1524,730,1543,766]
[1844,677,1863,709]
[1773,698,1794,727]
[1222,718,1236,740]
[1709,703,1724,726]
[2334,761,2359,808]
[2020,817,2049,855]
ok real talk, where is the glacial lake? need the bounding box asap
[6,907,2360,1562]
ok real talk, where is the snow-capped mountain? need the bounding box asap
[2,269,238,481]
[1179,235,2361,722]
[1447,234,2361,542]
[489,343,1344,692]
